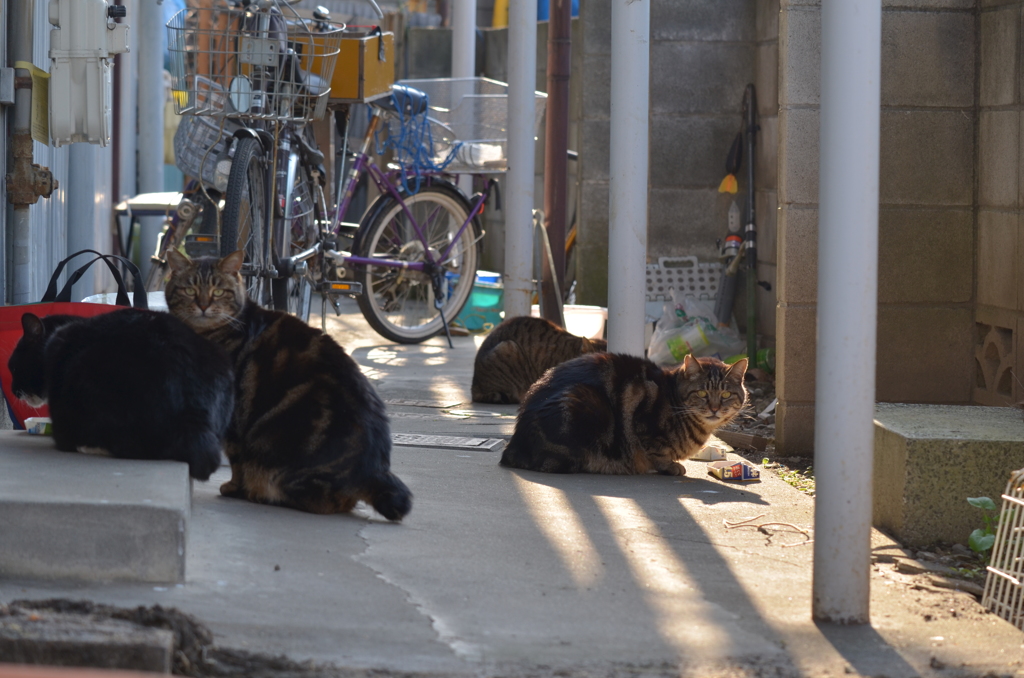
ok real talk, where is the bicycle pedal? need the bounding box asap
[184,234,220,258]
[322,281,362,296]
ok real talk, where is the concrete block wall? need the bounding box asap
[776,0,977,455]
[575,0,778,347]
[975,0,1024,408]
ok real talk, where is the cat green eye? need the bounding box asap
[721,391,732,399]
[212,289,225,298]
[185,288,198,297]
[696,390,708,398]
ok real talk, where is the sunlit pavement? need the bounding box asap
[1,299,1021,678]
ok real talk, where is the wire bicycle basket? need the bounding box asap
[167,7,343,124]
[380,77,547,175]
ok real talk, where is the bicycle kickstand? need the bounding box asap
[430,273,454,349]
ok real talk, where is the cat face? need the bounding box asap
[166,250,246,329]
[674,355,747,426]
[9,313,51,406]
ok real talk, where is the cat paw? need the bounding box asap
[220,481,243,497]
[76,446,113,457]
[658,463,686,476]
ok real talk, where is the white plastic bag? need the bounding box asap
[647,290,745,366]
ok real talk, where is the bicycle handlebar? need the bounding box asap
[361,0,384,19]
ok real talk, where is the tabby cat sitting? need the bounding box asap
[165,249,412,520]
[7,309,234,480]
[471,316,607,404]
[500,352,746,475]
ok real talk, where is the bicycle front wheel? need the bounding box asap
[221,137,270,307]
[352,183,480,344]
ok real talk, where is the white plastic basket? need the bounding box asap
[645,256,722,322]
[395,77,547,174]
[983,467,1024,630]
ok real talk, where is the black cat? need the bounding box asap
[7,309,234,480]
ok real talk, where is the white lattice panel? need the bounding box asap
[645,256,722,321]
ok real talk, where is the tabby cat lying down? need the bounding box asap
[166,250,412,520]
[471,316,607,404]
[501,352,747,475]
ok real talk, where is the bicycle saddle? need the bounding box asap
[375,85,429,117]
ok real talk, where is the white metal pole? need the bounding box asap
[504,0,537,318]
[451,0,476,200]
[812,0,881,624]
[450,0,476,79]
[607,0,649,357]
[136,0,164,276]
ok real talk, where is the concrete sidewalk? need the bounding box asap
[1,299,1022,677]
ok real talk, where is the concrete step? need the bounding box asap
[873,403,1024,547]
[0,432,190,583]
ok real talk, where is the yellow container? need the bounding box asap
[321,29,395,104]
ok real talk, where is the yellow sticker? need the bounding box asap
[14,61,50,145]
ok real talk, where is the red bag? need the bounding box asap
[0,251,148,428]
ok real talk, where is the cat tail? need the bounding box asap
[164,419,223,481]
[367,471,413,522]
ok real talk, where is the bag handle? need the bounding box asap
[370,26,386,62]
[41,250,149,310]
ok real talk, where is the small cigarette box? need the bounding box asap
[708,460,760,482]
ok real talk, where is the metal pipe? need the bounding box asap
[539,0,570,326]
[606,0,649,357]
[136,0,165,277]
[8,0,35,303]
[812,0,881,624]
[503,0,538,318]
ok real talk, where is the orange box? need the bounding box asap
[328,29,395,103]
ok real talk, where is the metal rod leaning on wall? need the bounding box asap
[743,84,758,363]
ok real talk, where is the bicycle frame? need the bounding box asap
[325,110,491,273]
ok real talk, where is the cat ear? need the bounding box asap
[219,250,245,275]
[682,354,703,378]
[726,358,748,381]
[165,248,190,273]
[20,313,44,338]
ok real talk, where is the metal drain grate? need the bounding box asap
[392,434,505,451]
[384,398,462,409]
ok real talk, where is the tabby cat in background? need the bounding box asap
[471,316,607,404]
[501,353,747,475]
[7,309,233,480]
[165,250,412,521]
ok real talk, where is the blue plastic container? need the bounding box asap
[452,271,503,331]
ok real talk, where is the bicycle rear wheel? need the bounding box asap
[221,137,270,307]
[352,183,479,344]
[272,158,318,323]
